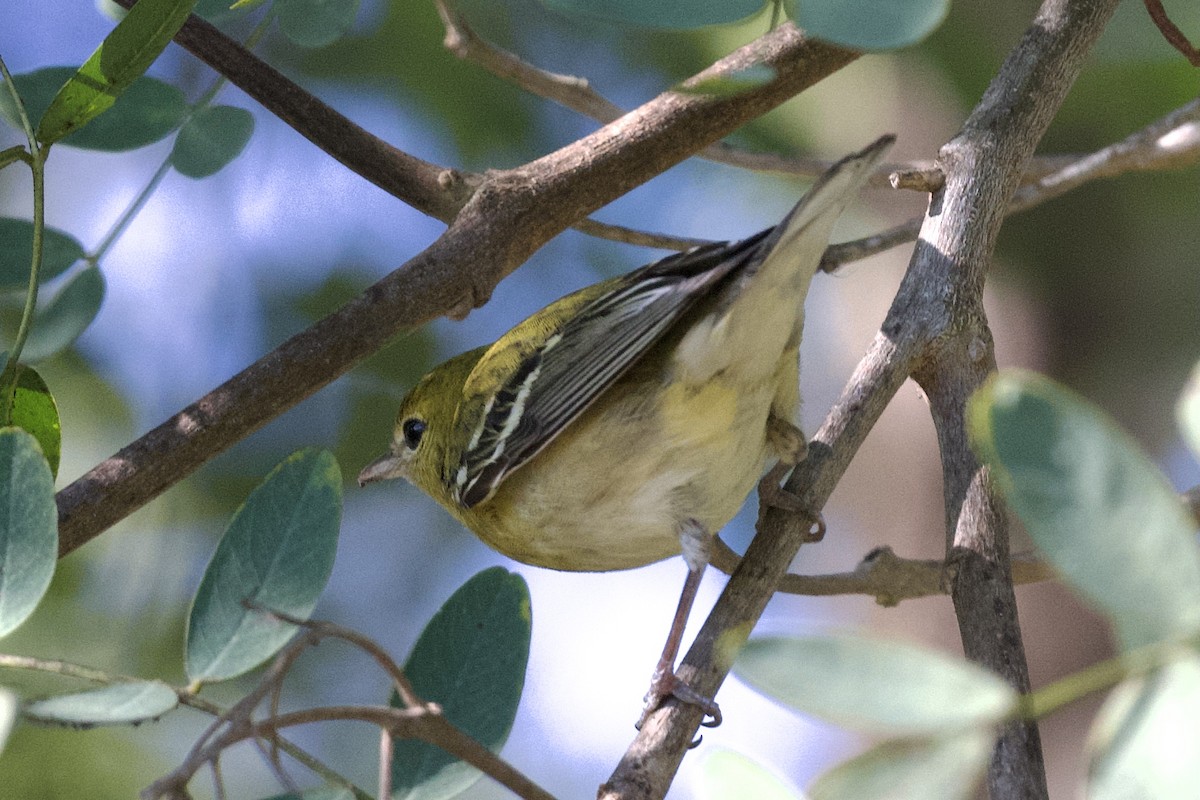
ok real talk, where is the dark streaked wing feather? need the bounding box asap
[454,230,771,508]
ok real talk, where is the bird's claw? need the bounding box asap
[636,668,721,734]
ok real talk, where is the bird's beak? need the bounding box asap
[357,452,406,487]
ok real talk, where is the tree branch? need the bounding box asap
[601,1,1120,797]
[821,95,1200,271]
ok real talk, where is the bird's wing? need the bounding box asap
[452,231,768,508]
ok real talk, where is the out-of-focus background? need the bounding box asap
[1,0,1197,796]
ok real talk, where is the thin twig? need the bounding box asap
[1143,0,1200,65]
[820,96,1200,271]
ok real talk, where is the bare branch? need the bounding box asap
[602,2,1120,797]
[1143,0,1200,66]
[821,96,1200,271]
[711,540,1056,604]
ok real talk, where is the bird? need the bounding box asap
[359,135,893,727]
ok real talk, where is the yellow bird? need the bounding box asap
[360,135,892,725]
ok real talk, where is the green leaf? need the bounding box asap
[276,0,360,47]
[795,0,949,50]
[0,428,57,639]
[185,449,342,682]
[1087,655,1200,800]
[0,688,16,755]
[809,732,994,800]
[13,266,106,363]
[539,0,765,29]
[0,218,85,291]
[735,635,1016,735]
[1179,360,1200,463]
[699,749,803,800]
[22,681,178,728]
[8,366,61,479]
[391,567,531,800]
[969,371,1200,649]
[36,0,197,145]
[2,68,186,151]
[169,105,255,178]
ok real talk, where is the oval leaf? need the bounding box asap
[539,0,764,29]
[0,688,15,755]
[186,449,342,682]
[1178,360,1200,463]
[699,749,803,800]
[16,266,106,362]
[37,0,197,144]
[735,634,1016,735]
[797,0,949,50]
[170,105,255,178]
[1087,655,1200,800]
[9,366,61,479]
[0,218,85,290]
[276,0,360,48]
[810,732,994,800]
[2,68,186,151]
[23,680,178,728]
[391,567,531,800]
[0,428,58,639]
[969,371,1200,649]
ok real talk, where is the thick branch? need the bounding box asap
[908,1,1120,798]
[602,1,1120,797]
[56,24,858,556]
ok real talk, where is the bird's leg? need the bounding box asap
[758,413,825,541]
[637,520,722,732]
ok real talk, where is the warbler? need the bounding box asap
[360,135,893,725]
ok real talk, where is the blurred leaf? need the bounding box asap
[540,0,764,28]
[0,688,15,755]
[0,428,57,639]
[699,749,803,800]
[735,634,1016,735]
[809,732,993,800]
[0,218,84,290]
[37,0,197,144]
[257,788,357,800]
[170,105,255,178]
[22,681,178,727]
[15,266,106,362]
[391,567,531,800]
[8,366,61,479]
[795,0,948,50]
[1179,360,1200,462]
[969,371,1200,649]
[1087,655,1200,800]
[277,0,360,47]
[301,1,533,160]
[185,449,342,682]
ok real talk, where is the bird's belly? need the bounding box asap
[469,375,779,572]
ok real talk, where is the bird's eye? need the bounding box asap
[401,418,427,450]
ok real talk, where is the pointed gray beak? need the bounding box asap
[358,452,406,487]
